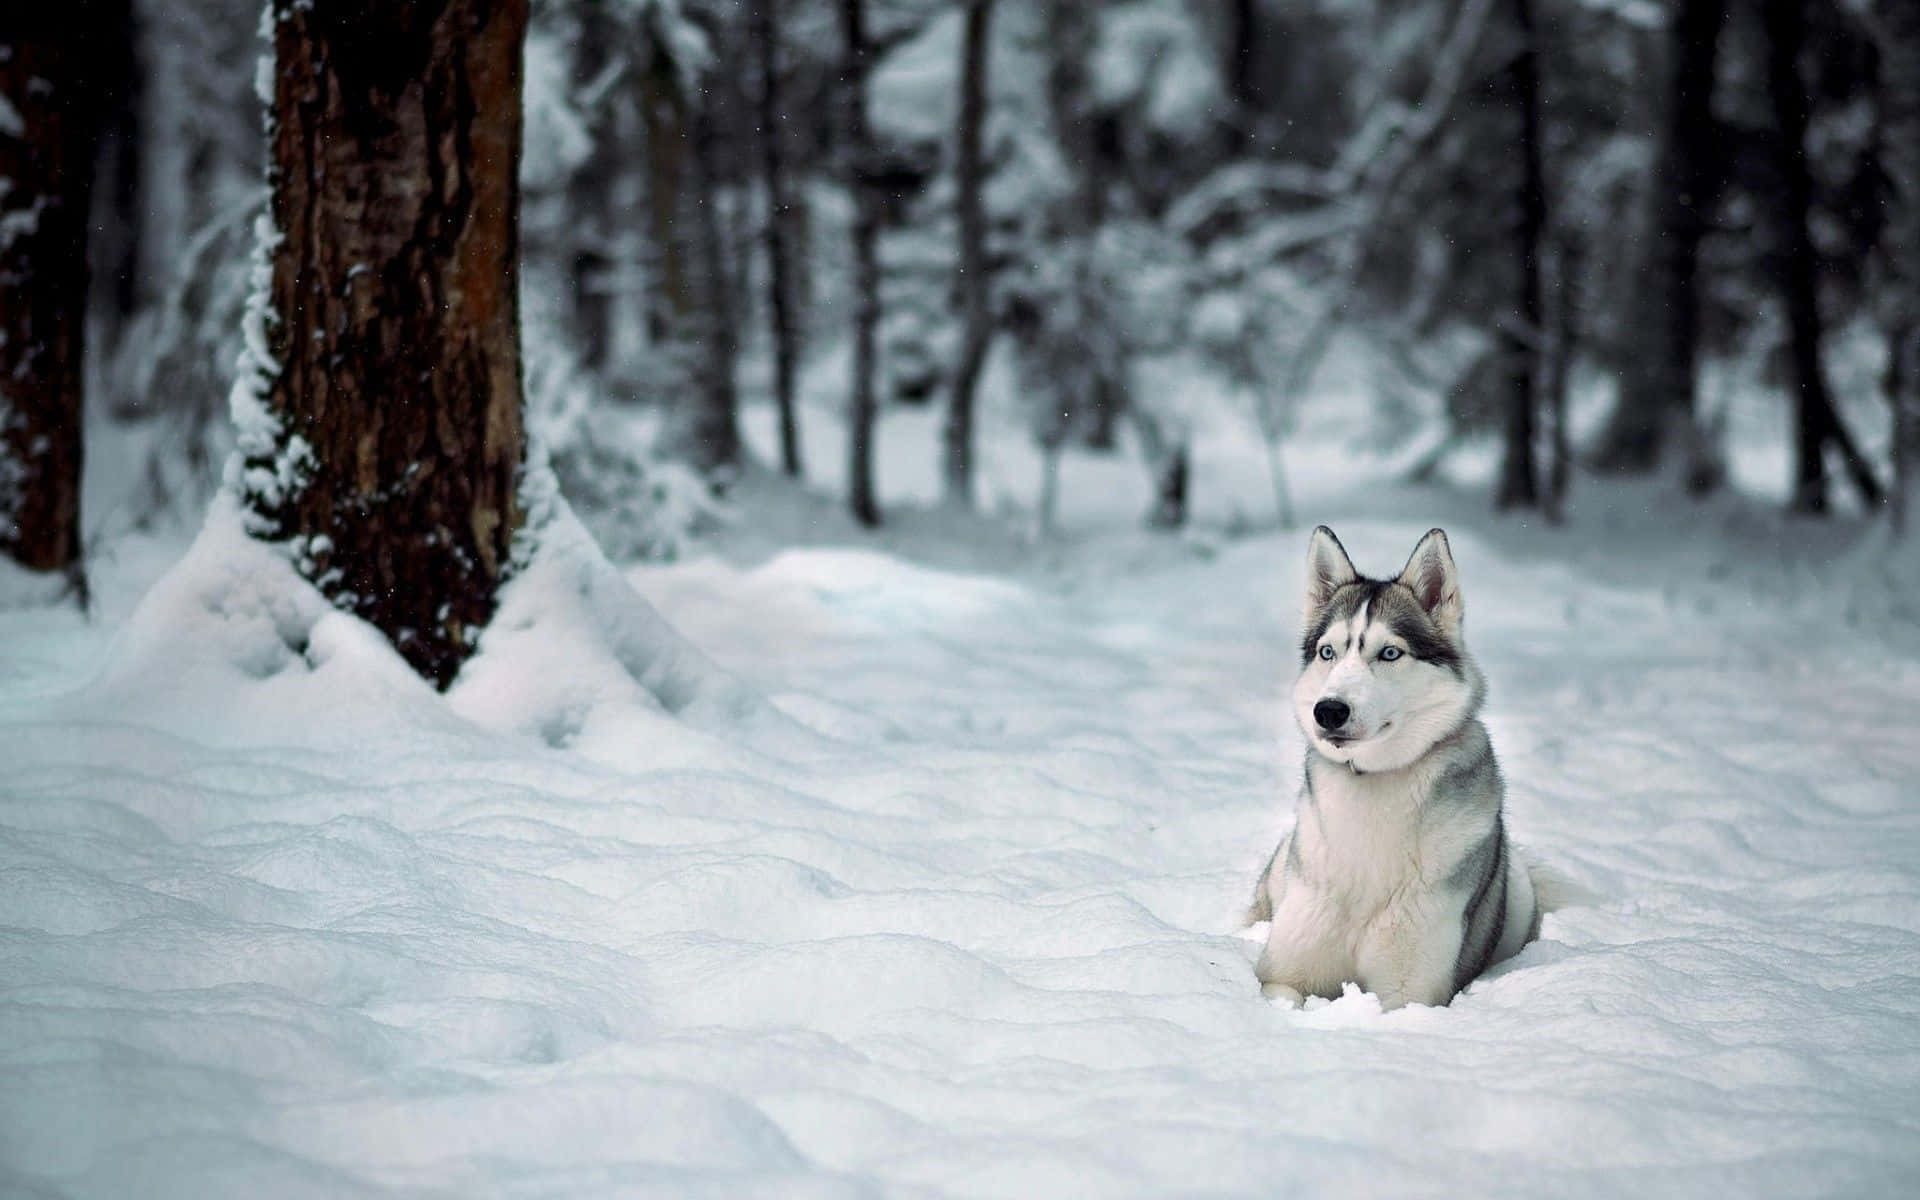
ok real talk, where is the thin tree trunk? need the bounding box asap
[95,0,144,340]
[1592,0,1727,476]
[1543,237,1579,522]
[943,0,995,508]
[567,4,616,371]
[1494,0,1545,511]
[0,7,99,594]
[240,0,529,689]
[1878,0,1920,536]
[840,0,882,528]
[1765,0,1883,513]
[1260,424,1295,530]
[685,87,741,475]
[1228,0,1259,117]
[753,0,803,477]
[640,45,692,344]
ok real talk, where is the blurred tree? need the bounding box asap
[682,19,742,476]
[1493,0,1546,512]
[565,1,620,372]
[1762,0,1882,514]
[238,0,530,688]
[1877,0,1919,536]
[93,0,146,345]
[1592,0,1727,483]
[942,0,995,508]
[0,6,101,597]
[752,0,804,478]
[840,0,882,527]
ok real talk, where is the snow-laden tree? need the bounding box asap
[235,0,532,688]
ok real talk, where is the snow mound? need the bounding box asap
[449,499,798,766]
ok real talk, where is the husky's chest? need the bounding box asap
[1296,760,1489,909]
[1264,755,1499,991]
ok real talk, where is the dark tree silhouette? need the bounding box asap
[943,0,995,508]
[753,0,803,478]
[1763,0,1882,514]
[1592,0,1727,480]
[0,6,101,594]
[239,0,530,687]
[839,0,882,528]
[1878,0,1920,535]
[1493,0,1546,511]
[685,82,742,475]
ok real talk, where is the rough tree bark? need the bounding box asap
[1493,0,1545,511]
[752,0,803,477]
[943,0,995,508]
[1592,0,1727,478]
[0,7,99,593]
[239,0,528,688]
[1878,0,1920,536]
[1763,0,1883,514]
[839,0,882,528]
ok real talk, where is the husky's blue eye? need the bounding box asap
[1317,644,1336,661]
[1380,646,1404,662]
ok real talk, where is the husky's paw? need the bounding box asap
[1260,981,1305,1007]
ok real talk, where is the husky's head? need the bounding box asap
[1291,526,1484,773]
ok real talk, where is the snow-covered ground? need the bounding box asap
[4,399,1920,1197]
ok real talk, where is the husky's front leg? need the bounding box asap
[1255,882,1345,1005]
[1358,913,1462,1010]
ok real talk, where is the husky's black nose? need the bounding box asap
[1313,699,1351,730]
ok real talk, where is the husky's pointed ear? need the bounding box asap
[1398,528,1462,631]
[1304,526,1357,617]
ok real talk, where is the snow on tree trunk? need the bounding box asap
[1493,0,1545,512]
[1593,0,1726,479]
[237,0,529,689]
[839,0,882,529]
[1765,0,1883,515]
[753,0,803,479]
[943,0,994,509]
[0,8,98,593]
[1881,0,1920,537]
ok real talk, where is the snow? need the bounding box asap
[5,401,1920,1195]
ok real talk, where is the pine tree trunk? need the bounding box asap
[567,4,617,372]
[0,7,98,591]
[943,0,995,508]
[1593,0,1726,476]
[686,89,741,475]
[1494,0,1545,511]
[1543,237,1579,522]
[95,0,144,338]
[1880,0,1920,536]
[1766,0,1883,514]
[640,46,692,345]
[752,0,803,478]
[240,0,528,689]
[840,0,882,528]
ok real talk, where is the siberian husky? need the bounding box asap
[1247,526,1539,1009]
